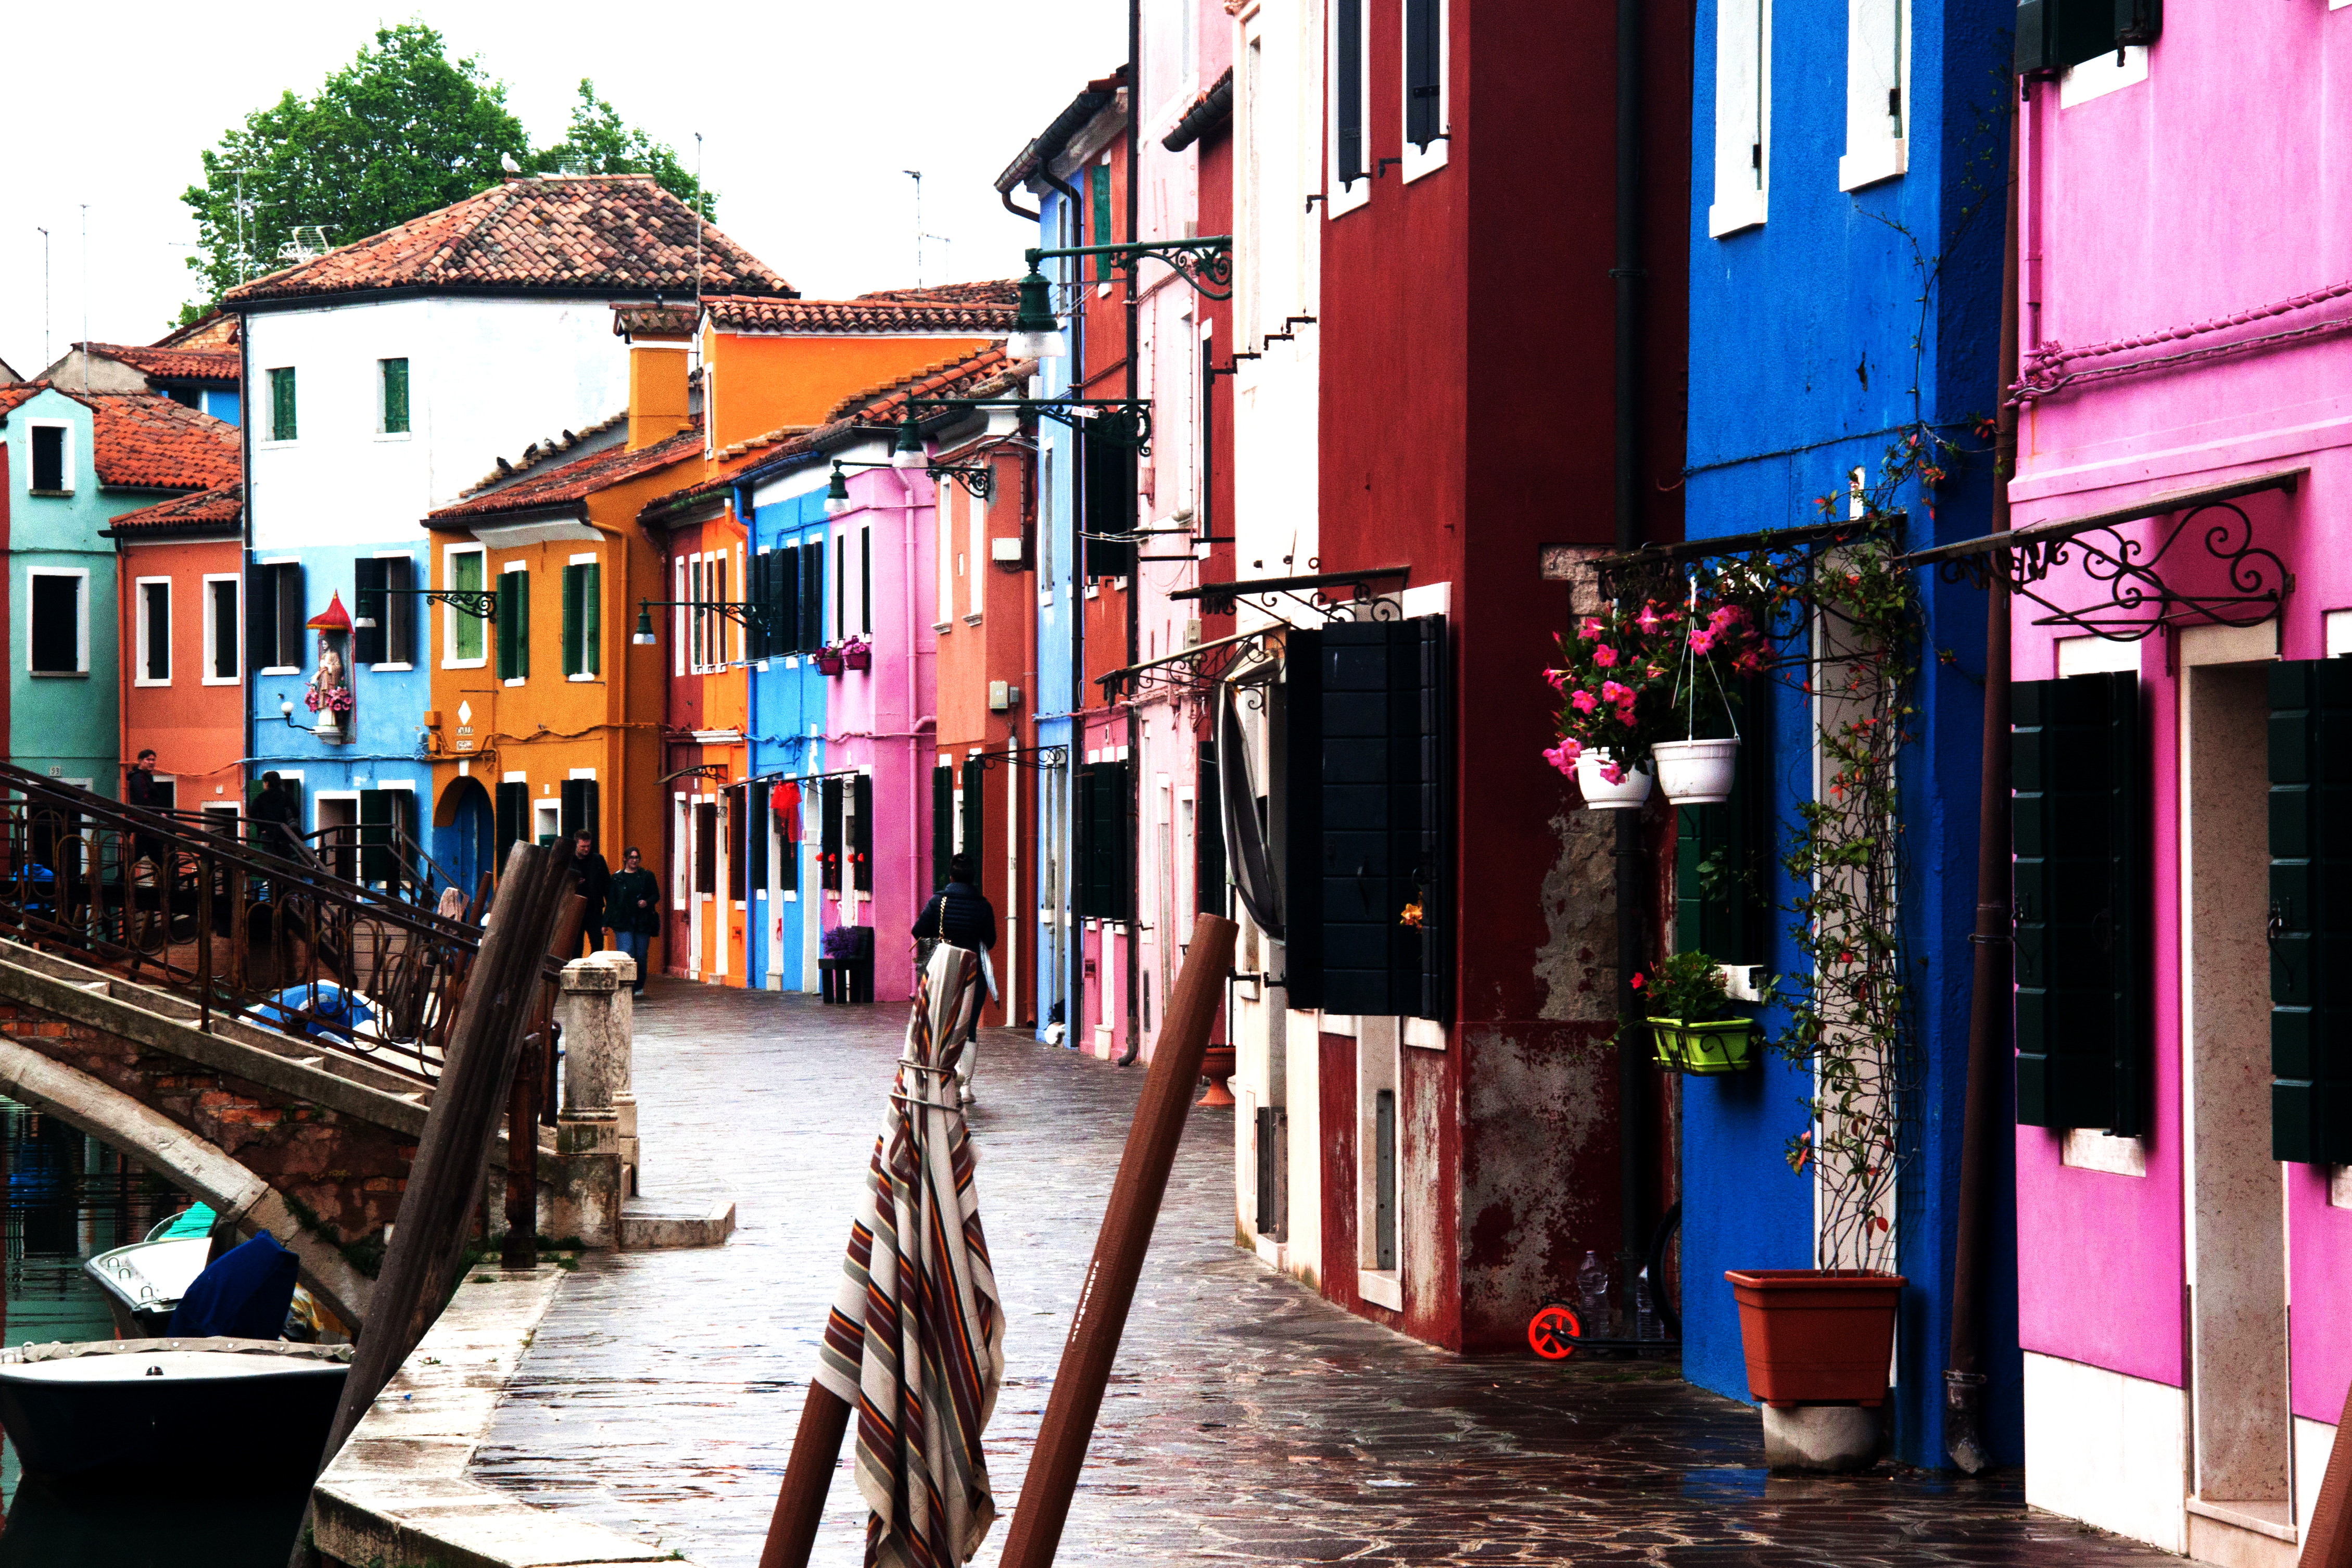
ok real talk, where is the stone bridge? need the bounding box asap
[0,935,616,1332]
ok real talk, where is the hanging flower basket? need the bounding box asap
[1650,1017,1756,1075]
[1654,738,1742,804]
[841,639,872,672]
[813,647,845,676]
[1574,750,1652,810]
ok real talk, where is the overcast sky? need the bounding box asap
[0,2,1128,377]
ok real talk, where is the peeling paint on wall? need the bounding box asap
[1535,808,1618,1022]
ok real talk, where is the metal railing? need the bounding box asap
[0,765,483,1084]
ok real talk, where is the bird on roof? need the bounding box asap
[500,152,524,175]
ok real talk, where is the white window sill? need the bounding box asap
[933,621,954,634]
[375,431,412,442]
[202,675,239,687]
[782,890,798,902]
[1084,585,1101,600]
[1358,1269,1402,1311]
[133,677,172,689]
[1326,176,1371,219]
[963,613,983,626]
[1112,576,1128,590]
[503,677,526,688]
[260,665,301,677]
[1400,138,1448,183]
[29,669,88,679]
[27,489,74,499]
[1038,589,1054,606]
[2060,45,2147,107]
[370,662,413,673]
[259,439,297,449]
[2062,1128,2148,1177]
[444,657,487,670]
[1838,141,1907,193]
[1403,1016,1448,1051]
[567,673,599,683]
[1708,191,1768,238]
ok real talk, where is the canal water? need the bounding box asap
[0,1096,312,1565]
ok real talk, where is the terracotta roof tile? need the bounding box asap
[224,175,793,307]
[0,383,48,418]
[108,480,243,534]
[77,343,241,384]
[431,421,705,522]
[456,409,630,497]
[640,347,1032,523]
[702,281,1017,336]
[153,312,239,349]
[88,394,241,491]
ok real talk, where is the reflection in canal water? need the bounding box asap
[0,1096,315,1561]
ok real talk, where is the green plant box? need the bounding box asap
[1650,1017,1756,1075]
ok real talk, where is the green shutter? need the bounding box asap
[1091,163,1114,281]
[562,565,584,676]
[452,553,485,663]
[271,368,297,441]
[583,562,599,675]
[359,790,394,886]
[381,358,409,434]
[1676,723,1760,965]
[2269,660,2352,1165]
[932,766,954,892]
[497,573,519,677]
[2013,672,2145,1134]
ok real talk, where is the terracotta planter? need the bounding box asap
[1649,1017,1755,1075]
[1574,750,1653,810]
[842,642,872,672]
[813,650,844,676]
[1652,737,1740,804]
[1197,1044,1236,1107]
[1723,1269,1905,1407]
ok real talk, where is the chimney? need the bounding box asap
[612,302,700,450]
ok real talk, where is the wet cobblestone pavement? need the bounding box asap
[474,981,2181,1567]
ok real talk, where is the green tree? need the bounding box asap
[180,26,712,310]
[533,81,713,220]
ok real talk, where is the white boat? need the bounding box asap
[83,1211,213,1339]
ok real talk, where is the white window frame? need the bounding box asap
[203,573,241,685]
[26,566,91,676]
[1327,0,1373,218]
[134,576,173,687]
[673,557,689,677]
[966,487,986,624]
[376,356,412,441]
[254,556,301,675]
[263,366,298,446]
[935,486,957,634]
[501,559,528,688]
[1356,1015,1405,1310]
[566,550,601,682]
[1709,0,1772,238]
[368,550,419,672]
[1399,0,1449,183]
[24,420,75,495]
[442,545,488,669]
[1838,0,1908,192]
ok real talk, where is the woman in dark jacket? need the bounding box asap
[604,846,661,994]
[912,854,997,1104]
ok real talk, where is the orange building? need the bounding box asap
[108,484,247,820]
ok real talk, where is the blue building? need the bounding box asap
[1678,0,2018,1466]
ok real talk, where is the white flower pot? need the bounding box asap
[1575,751,1654,810]
[1654,738,1741,804]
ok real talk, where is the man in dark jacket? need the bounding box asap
[250,772,300,861]
[604,846,660,995]
[568,829,613,956]
[123,750,167,868]
[912,855,997,1104]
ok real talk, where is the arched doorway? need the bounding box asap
[432,776,495,899]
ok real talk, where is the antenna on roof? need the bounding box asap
[35,227,49,370]
[904,171,949,289]
[79,206,89,395]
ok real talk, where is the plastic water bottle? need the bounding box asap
[1635,1267,1662,1341]
[1575,1249,1615,1337]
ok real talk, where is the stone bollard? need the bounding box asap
[550,952,631,1248]
[585,949,639,1191]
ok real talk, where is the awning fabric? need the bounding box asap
[1218,681,1283,940]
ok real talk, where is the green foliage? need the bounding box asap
[1635,950,1739,1025]
[180,27,712,309]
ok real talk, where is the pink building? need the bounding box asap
[1959,12,2352,1561]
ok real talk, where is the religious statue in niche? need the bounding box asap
[305,591,357,742]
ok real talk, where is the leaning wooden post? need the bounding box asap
[2305,1374,2352,1568]
[503,893,584,1270]
[757,1383,855,1568]
[997,913,1237,1568]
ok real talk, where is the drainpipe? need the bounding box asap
[1611,0,1648,1338]
[1120,0,1146,1069]
[1945,121,2021,1476]
[1060,178,1087,1051]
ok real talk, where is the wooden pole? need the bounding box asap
[756,1380,855,1568]
[312,842,572,1470]
[2305,1375,2352,1568]
[997,913,1236,1568]
[504,893,584,1270]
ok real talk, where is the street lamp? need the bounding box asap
[824,463,853,517]
[633,607,657,645]
[890,411,927,471]
[1006,263,1064,360]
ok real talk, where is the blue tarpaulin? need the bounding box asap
[168,1232,298,1340]
[254,982,374,1041]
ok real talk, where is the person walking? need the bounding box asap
[250,772,301,861]
[123,749,168,867]
[911,854,997,1105]
[567,829,613,955]
[605,846,661,996]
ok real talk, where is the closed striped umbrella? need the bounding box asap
[813,941,1005,1568]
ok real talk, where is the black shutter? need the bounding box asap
[728,786,748,902]
[2269,660,2352,1165]
[802,540,825,652]
[932,766,954,891]
[2013,672,2144,1135]
[496,781,527,862]
[386,555,415,666]
[248,562,277,672]
[1073,764,1097,918]
[353,559,387,665]
[744,554,766,662]
[213,577,240,679]
[1336,0,1365,183]
[1675,714,1761,965]
[747,783,768,892]
[359,790,394,886]
[1409,615,1450,1021]
[143,581,170,680]
[1317,620,1429,1017]
[1197,741,1226,917]
[693,802,718,894]
[821,778,844,892]
[2017,0,2155,74]
[962,755,984,866]
[559,778,599,845]
[275,563,305,671]
[779,546,803,654]
[1405,0,1441,149]
[853,773,874,892]
[1082,435,1136,579]
[1283,628,1325,1009]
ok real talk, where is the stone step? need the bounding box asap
[618,1195,735,1250]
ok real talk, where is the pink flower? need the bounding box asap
[1592,644,1620,668]
[1688,629,1716,655]
[1617,707,1638,728]
[1542,738,1582,777]
[1599,680,1632,707]
[1578,617,1606,641]
[1600,760,1626,785]
[1635,604,1663,634]
[1544,668,1569,691]
[1733,649,1763,675]
[1571,689,1600,714]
